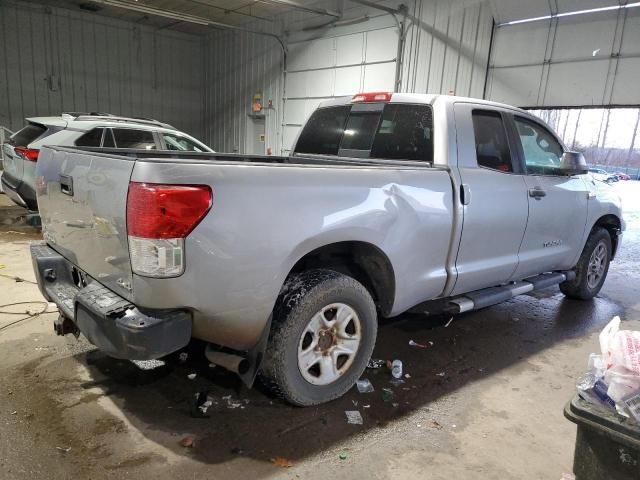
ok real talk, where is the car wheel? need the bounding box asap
[260,269,377,406]
[560,227,612,300]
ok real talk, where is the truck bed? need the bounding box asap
[36,145,453,350]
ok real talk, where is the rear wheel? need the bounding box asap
[260,269,377,406]
[560,227,612,300]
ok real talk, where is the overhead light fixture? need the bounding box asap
[497,2,640,27]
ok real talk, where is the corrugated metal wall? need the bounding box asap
[401,0,494,98]
[204,0,494,155]
[486,6,640,107]
[0,0,205,139]
[203,29,284,154]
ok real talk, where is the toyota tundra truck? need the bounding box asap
[31,93,624,406]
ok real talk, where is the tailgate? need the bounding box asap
[36,147,134,300]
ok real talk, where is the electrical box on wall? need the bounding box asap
[251,92,263,113]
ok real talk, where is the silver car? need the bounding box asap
[1,113,212,211]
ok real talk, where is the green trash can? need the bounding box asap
[564,395,640,479]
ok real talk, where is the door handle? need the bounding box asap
[460,183,471,205]
[528,187,546,200]
[60,174,73,196]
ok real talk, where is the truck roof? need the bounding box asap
[318,93,530,115]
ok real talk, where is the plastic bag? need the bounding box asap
[599,316,640,402]
[599,316,640,375]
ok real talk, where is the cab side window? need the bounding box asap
[514,117,564,175]
[471,110,514,173]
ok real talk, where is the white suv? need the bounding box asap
[1,113,213,211]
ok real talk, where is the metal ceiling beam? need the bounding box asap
[257,0,341,18]
[87,0,286,50]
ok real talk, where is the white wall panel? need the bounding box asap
[544,60,610,106]
[0,0,205,139]
[334,66,363,96]
[491,23,548,66]
[365,28,398,62]
[363,63,396,91]
[611,59,640,105]
[486,65,544,106]
[486,7,640,107]
[551,17,616,62]
[336,34,364,66]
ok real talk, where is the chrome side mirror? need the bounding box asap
[560,151,588,175]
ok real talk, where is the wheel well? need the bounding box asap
[594,214,621,259]
[288,241,395,316]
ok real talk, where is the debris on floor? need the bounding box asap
[429,420,443,430]
[339,452,348,460]
[367,358,385,369]
[345,410,363,425]
[132,359,165,370]
[179,352,189,363]
[187,373,197,380]
[391,359,403,379]
[191,391,213,418]
[356,378,374,393]
[221,395,245,409]
[408,339,428,349]
[445,317,454,327]
[180,436,195,448]
[382,388,394,402]
[56,446,72,453]
[436,372,446,377]
[270,457,293,468]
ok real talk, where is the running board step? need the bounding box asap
[410,271,575,315]
[447,271,575,314]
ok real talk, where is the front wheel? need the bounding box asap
[560,227,612,300]
[260,269,377,406]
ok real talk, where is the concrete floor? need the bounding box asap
[0,182,639,480]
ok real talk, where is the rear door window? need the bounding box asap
[471,110,514,173]
[10,123,47,147]
[370,104,433,161]
[75,128,103,147]
[294,106,350,155]
[112,128,156,149]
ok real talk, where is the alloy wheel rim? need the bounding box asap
[586,241,607,289]
[297,303,362,385]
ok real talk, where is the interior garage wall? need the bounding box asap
[485,6,640,107]
[203,30,284,154]
[0,0,205,139]
[282,13,399,153]
[203,0,493,155]
[401,0,493,99]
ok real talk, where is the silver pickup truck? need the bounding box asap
[31,93,623,406]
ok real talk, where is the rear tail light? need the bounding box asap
[351,92,392,103]
[14,147,39,162]
[127,182,212,277]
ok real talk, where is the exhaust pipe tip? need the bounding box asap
[205,346,250,375]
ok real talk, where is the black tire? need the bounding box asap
[560,227,612,300]
[259,269,377,406]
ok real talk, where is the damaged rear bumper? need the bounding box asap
[30,242,191,360]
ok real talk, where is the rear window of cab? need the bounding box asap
[294,104,434,162]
